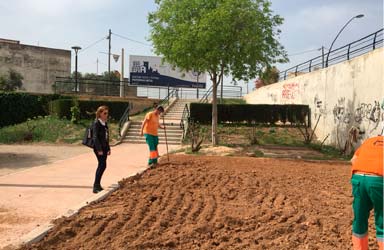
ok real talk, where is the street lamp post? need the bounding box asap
[71,46,82,92]
[325,14,364,67]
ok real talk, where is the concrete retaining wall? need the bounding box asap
[0,39,71,93]
[245,48,384,147]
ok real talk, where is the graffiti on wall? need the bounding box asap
[333,98,384,134]
[281,82,300,100]
[333,97,352,124]
[354,101,382,123]
[313,94,327,119]
[354,100,384,132]
[267,93,278,103]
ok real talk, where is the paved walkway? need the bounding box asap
[0,143,179,249]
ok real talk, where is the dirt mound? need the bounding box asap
[19,155,379,250]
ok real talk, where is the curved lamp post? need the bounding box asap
[71,46,82,92]
[325,14,364,67]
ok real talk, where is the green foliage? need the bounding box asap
[194,124,305,146]
[70,104,80,124]
[81,71,120,82]
[249,125,259,145]
[253,149,264,157]
[0,116,84,143]
[0,92,63,127]
[259,66,279,85]
[309,143,351,160]
[49,99,130,121]
[149,0,288,144]
[49,99,75,119]
[0,69,23,91]
[148,0,288,80]
[220,99,246,104]
[77,100,129,121]
[190,103,309,124]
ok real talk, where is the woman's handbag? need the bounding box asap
[82,123,94,148]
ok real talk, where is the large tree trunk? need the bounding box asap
[211,73,218,146]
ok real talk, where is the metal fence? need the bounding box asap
[54,77,243,100]
[54,77,132,97]
[279,28,383,81]
[137,85,242,99]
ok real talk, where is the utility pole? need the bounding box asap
[96,58,99,75]
[120,48,124,97]
[108,29,112,77]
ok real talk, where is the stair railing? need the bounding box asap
[118,103,131,138]
[159,88,177,107]
[199,85,213,103]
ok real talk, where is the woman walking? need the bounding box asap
[140,105,165,168]
[92,105,111,193]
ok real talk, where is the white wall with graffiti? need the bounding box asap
[244,48,384,150]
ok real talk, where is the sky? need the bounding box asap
[0,0,383,90]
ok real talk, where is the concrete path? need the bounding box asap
[0,143,179,249]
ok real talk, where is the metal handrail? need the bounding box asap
[118,103,131,137]
[180,104,190,139]
[159,88,177,107]
[279,28,383,81]
[199,85,213,103]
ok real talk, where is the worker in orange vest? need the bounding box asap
[351,135,383,250]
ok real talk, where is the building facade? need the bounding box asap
[0,38,71,93]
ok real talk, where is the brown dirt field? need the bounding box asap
[19,155,379,250]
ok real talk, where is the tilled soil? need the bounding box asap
[20,155,379,250]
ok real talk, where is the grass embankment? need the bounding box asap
[0,116,118,144]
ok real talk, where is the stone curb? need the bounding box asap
[15,167,149,249]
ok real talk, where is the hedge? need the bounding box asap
[49,99,130,121]
[0,92,63,127]
[189,103,309,125]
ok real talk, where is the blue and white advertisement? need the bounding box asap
[129,55,206,89]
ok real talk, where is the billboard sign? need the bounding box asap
[129,55,206,89]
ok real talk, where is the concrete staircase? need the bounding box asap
[122,99,197,145]
[163,99,195,121]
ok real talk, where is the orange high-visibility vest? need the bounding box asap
[143,111,160,136]
[352,136,384,176]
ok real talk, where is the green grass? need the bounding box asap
[308,143,351,161]
[0,116,119,144]
[0,116,85,143]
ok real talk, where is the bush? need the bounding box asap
[77,100,130,121]
[49,99,75,119]
[0,116,84,143]
[0,92,63,127]
[189,103,309,125]
[48,99,130,121]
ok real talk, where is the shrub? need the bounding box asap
[189,103,309,125]
[0,92,63,127]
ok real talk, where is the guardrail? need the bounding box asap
[279,28,383,81]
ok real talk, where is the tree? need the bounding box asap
[259,65,279,85]
[148,0,288,145]
[0,69,23,91]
